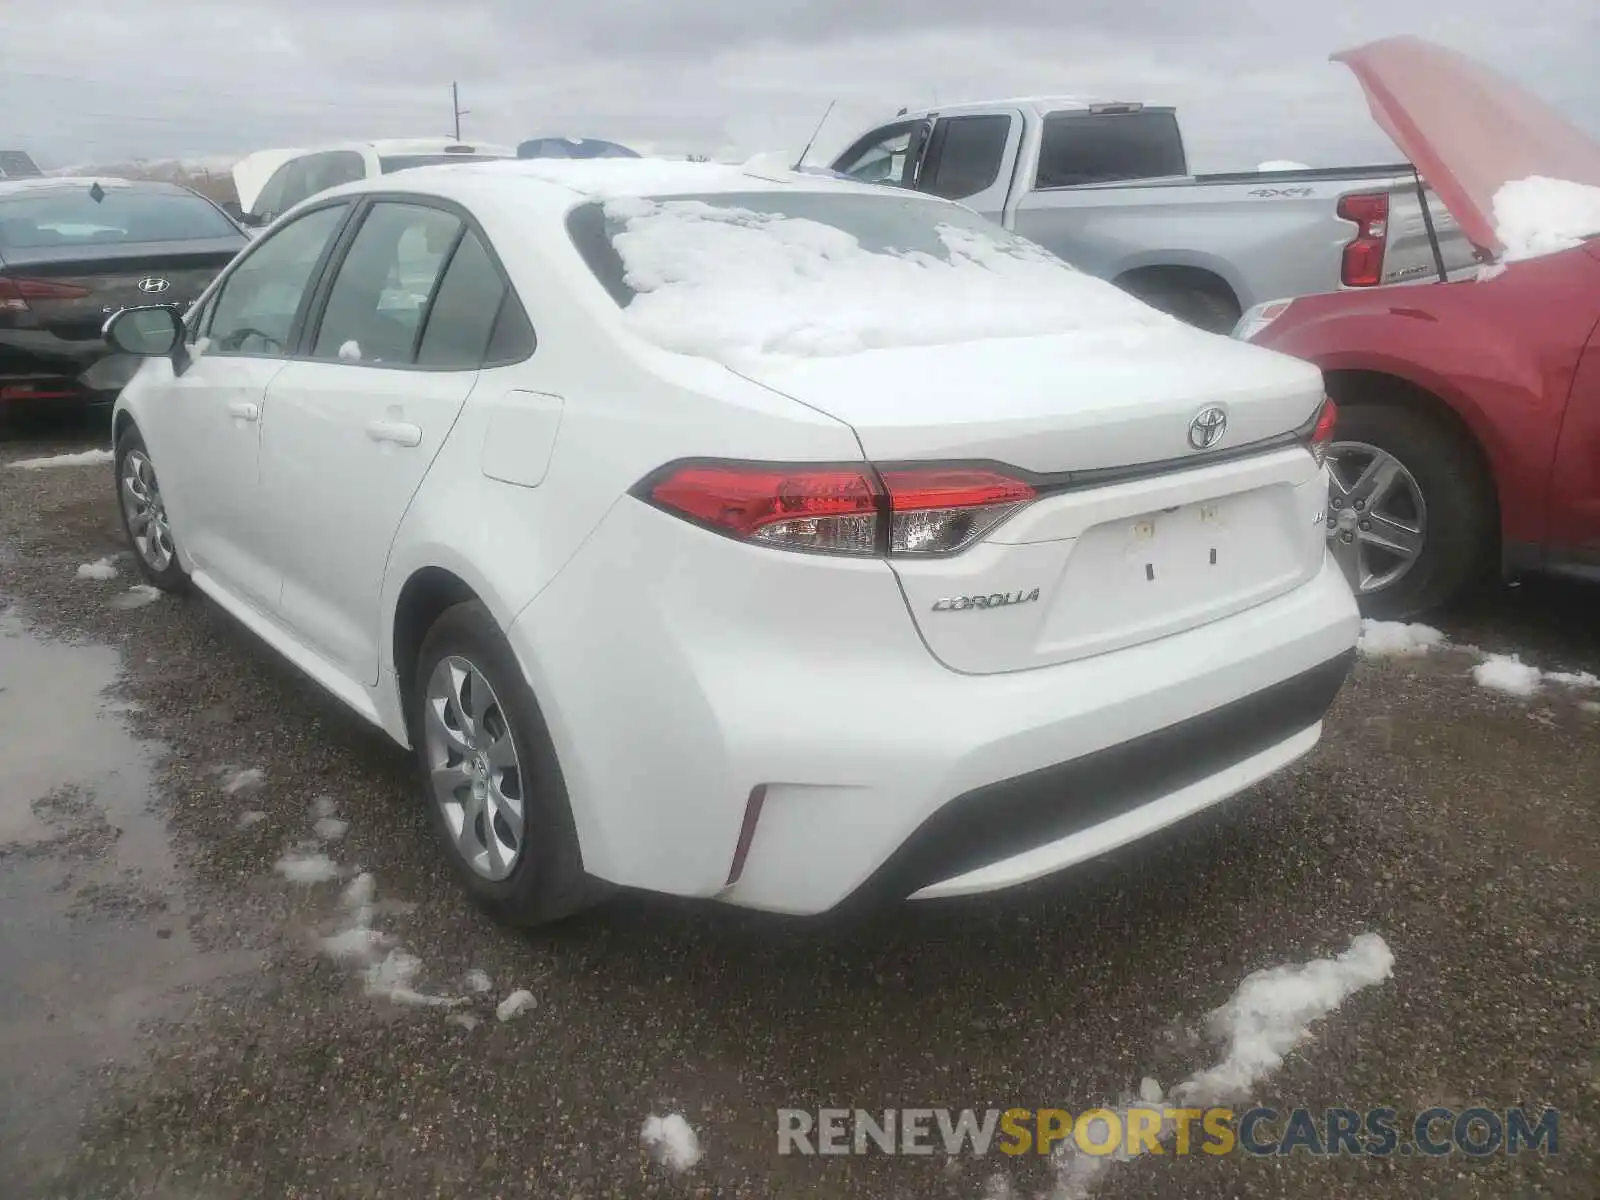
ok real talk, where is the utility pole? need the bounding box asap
[451,82,470,142]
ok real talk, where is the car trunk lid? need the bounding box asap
[740,324,1331,674]
[0,238,241,340]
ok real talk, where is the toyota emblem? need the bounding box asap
[136,277,172,295]
[1187,406,1228,450]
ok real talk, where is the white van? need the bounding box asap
[230,139,515,228]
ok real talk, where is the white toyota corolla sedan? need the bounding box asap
[104,158,1359,924]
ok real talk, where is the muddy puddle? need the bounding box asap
[0,604,254,1183]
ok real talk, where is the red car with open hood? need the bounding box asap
[1237,36,1600,618]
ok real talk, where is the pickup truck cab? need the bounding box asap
[830,98,1476,330]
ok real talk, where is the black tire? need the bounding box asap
[410,600,600,925]
[1122,278,1241,334]
[113,424,189,593]
[1330,403,1496,620]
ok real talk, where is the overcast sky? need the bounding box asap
[3,0,1596,172]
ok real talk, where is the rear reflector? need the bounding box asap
[638,461,1036,557]
[1337,191,1389,287]
[0,276,93,312]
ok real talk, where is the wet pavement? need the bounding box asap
[1,417,1596,1199]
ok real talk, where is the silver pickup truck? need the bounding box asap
[828,98,1476,330]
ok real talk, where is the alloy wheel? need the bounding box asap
[423,656,526,881]
[120,449,175,572]
[1325,440,1427,595]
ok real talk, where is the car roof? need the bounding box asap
[313,155,923,214]
[890,96,1163,122]
[0,176,191,198]
[304,138,517,157]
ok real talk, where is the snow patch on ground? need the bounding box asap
[641,1112,703,1172]
[1493,176,1600,263]
[1546,669,1599,689]
[1583,701,1600,715]
[1474,654,1546,697]
[76,556,119,581]
[604,195,1166,366]
[496,989,536,1021]
[1357,619,1446,657]
[274,851,340,884]
[316,872,463,1008]
[9,448,115,470]
[236,810,267,828]
[310,798,347,840]
[465,968,492,994]
[363,951,467,1008]
[1047,934,1394,1199]
[111,584,162,609]
[222,767,264,794]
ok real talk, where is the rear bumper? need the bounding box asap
[1,332,140,403]
[510,497,1361,915]
[869,651,1351,902]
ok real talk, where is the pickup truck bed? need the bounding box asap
[830,99,1477,330]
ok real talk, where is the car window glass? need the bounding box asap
[920,115,1011,200]
[485,291,536,363]
[835,124,916,186]
[312,202,462,365]
[206,203,346,355]
[1035,112,1186,188]
[301,151,366,201]
[416,229,512,368]
[250,160,296,220]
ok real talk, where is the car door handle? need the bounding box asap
[227,400,260,421]
[365,419,422,447]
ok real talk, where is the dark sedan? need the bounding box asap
[1,177,247,409]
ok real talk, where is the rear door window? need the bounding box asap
[1035,111,1187,188]
[311,202,463,365]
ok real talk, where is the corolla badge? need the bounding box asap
[1187,406,1228,450]
[136,277,172,295]
[931,589,1041,613]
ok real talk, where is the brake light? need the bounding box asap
[639,462,1036,557]
[1305,397,1338,465]
[1337,192,1389,287]
[0,276,92,312]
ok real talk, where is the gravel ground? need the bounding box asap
[1,418,1596,1200]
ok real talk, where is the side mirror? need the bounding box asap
[104,306,184,356]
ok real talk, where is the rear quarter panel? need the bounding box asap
[1012,181,1358,307]
[1256,250,1600,547]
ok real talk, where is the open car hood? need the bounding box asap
[1333,35,1600,252]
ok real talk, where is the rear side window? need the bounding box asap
[919,115,1011,200]
[415,229,529,367]
[312,202,462,364]
[1035,111,1186,188]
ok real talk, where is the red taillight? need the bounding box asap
[879,467,1036,554]
[640,461,1036,556]
[1337,192,1389,287]
[0,276,92,312]
[1305,397,1338,465]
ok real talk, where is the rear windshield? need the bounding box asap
[0,186,239,249]
[379,154,507,173]
[567,189,1077,307]
[561,188,1168,363]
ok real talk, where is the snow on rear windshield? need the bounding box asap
[1492,175,1600,263]
[566,191,1169,364]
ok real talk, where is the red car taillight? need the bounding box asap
[0,276,92,312]
[1304,396,1338,465]
[638,461,1037,557]
[1337,192,1389,287]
